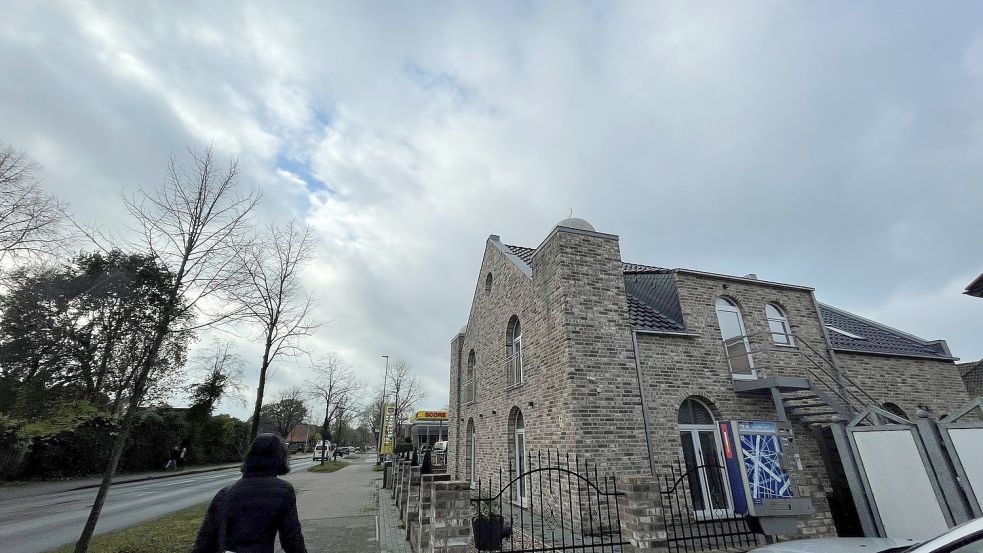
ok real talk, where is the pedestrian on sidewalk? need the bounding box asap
[192,433,307,553]
[177,443,187,471]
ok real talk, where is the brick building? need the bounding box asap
[447,217,972,538]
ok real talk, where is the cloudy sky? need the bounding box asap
[2,2,982,418]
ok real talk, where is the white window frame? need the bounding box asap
[679,400,734,519]
[513,410,528,503]
[507,318,523,386]
[765,304,795,347]
[466,420,476,488]
[826,325,866,340]
[715,298,756,380]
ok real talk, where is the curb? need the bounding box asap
[65,463,243,492]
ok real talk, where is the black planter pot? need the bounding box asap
[472,514,512,551]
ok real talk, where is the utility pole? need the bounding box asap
[377,355,390,464]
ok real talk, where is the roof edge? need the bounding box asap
[633,328,700,337]
[831,347,958,362]
[673,268,814,291]
[489,235,532,278]
[533,224,619,254]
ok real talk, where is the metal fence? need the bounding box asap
[470,450,628,553]
[658,458,759,553]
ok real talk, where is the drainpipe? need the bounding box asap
[631,330,657,477]
[810,292,853,415]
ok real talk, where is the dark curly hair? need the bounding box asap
[241,433,290,476]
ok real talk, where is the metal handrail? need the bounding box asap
[721,330,879,412]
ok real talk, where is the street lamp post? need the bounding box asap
[377,355,390,464]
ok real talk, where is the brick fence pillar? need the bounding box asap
[415,473,452,552]
[427,481,472,553]
[383,460,393,489]
[403,466,423,531]
[395,461,409,501]
[617,475,669,553]
[399,463,415,513]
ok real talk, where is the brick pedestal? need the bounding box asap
[415,473,452,552]
[427,481,472,553]
[403,466,422,531]
[617,475,669,553]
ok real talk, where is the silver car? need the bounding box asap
[751,517,983,553]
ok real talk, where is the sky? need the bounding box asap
[1,1,982,419]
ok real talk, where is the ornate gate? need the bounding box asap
[470,451,629,553]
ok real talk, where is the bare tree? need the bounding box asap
[0,143,69,269]
[261,385,309,438]
[305,353,362,463]
[75,146,259,553]
[388,359,425,438]
[237,220,320,437]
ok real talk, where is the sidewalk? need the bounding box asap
[280,455,384,553]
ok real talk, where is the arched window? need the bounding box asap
[765,304,794,346]
[466,419,476,487]
[508,407,527,499]
[506,316,523,385]
[678,398,731,517]
[464,350,476,404]
[485,273,493,293]
[715,298,755,379]
[882,402,908,421]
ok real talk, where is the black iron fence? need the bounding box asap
[470,450,628,553]
[658,458,759,553]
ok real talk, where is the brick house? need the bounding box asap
[447,217,971,538]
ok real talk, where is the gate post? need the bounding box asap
[617,475,669,553]
[427,481,472,553]
[915,411,974,524]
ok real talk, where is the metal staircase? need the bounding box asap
[726,332,879,427]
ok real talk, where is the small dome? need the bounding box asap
[556,217,595,231]
[458,324,467,335]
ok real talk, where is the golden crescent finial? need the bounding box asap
[568,207,573,218]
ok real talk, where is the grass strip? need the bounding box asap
[51,502,208,553]
[307,460,349,473]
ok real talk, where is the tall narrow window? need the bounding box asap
[506,316,523,385]
[678,398,732,518]
[485,273,493,293]
[509,408,527,499]
[715,298,755,379]
[466,419,476,487]
[765,304,794,346]
[464,350,476,404]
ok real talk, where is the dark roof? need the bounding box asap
[966,273,983,298]
[624,273,686,332]
[818,303,953,360]
[501,243,952,356]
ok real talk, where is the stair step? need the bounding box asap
[784,399,825,407]
[789,408,836,416]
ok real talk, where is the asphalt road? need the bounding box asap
[0,457,315,553]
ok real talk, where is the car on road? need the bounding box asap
[750,517,983,553]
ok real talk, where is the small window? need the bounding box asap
[466,419,476,486]
[765,304,794,346]
[826,325,866,340]
[485,273,493,293]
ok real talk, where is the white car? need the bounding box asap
[751,517,983,552]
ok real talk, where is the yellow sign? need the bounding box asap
[410,410,449,423]
[380,403,396,454]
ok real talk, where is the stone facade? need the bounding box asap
[447,220,971,541]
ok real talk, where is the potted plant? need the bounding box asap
[472,500,512,550]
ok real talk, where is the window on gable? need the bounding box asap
[826,325,866,340]
[485,273,493,293]
[765,304,794,346]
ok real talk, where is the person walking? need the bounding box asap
[165,445,179,471]
[192,434,307,553]
[177,444,187,471]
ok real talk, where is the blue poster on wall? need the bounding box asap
[737,422,793,504]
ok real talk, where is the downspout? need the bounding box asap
[631,330,657,477]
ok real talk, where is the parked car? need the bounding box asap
[312,440,331,461]
[750,517,983,553]
[432,441,447,452]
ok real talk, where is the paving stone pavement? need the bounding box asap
[276,455,383,553]
[378,481,412,553]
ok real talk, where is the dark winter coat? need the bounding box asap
[192,434,306,553]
